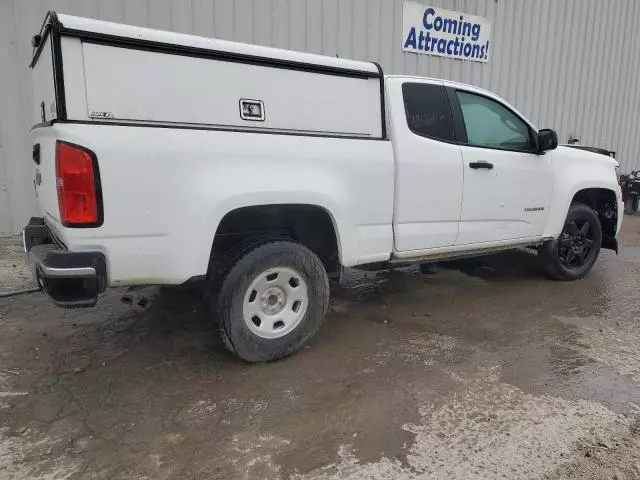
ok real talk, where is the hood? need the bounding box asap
[556,145,619,168]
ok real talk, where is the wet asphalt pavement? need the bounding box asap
[1,216,640,479]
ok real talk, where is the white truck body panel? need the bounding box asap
[455,144,554,244]
[81,42,382,137]
[27,13,623,289]
[32,123,395,284]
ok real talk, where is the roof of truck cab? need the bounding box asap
[385,75,538,130]
[384,74,444,82]
[385,75,492,95]
[55,13,380,77]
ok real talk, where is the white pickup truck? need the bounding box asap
[23,12,623,362]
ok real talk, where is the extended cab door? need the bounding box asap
[387,78,464,251]
[448,86,554,245]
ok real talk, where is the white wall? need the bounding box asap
[1,0,640,234]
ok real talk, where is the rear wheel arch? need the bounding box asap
[209,204,343,276]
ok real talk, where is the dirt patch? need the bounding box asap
[545,419,640,479]
[0,237,36,292]
[291,368,636,480]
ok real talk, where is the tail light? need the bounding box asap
[55,141,102,227]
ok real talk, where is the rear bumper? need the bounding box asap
[22,217,107,307]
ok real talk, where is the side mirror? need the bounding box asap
[537,129,558,153]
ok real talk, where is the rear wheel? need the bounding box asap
[206,240,329,362]
[539,203,602,280]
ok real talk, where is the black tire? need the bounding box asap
[207,240,329,363]
[539,203,602,280]
[632,197,640,214]
[204,236,281,353]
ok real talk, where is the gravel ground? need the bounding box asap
[1,215,640,479]
[0,237,36,293]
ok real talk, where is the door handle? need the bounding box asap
[469,161,493,169]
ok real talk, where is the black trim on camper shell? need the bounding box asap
[40,119,388,142]
[52,15,67,121]
[31,120,56,130]
[30,12,54,67]
[30,11,388,140]
[373,62,387,140]
[30,11,67,121]
[62,27,381,80]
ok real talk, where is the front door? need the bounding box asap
[452,88,554,245]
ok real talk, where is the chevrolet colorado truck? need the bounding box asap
[23,12,623,362]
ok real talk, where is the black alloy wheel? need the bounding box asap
[539,203,602,280]
[557,219,596,269]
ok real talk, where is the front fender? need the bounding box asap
[543,147,621,238]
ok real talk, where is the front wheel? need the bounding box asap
[539,203,602,281]
[208,240,329,363]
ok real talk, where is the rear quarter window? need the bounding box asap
[402,83,455,143]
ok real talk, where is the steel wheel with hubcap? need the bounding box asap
[209,240,329,363]
[540,203,602,280]
[243,267,309,339]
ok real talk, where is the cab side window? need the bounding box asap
[402,83,455,143]
[456,90,533,152]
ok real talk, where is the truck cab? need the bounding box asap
[386,76,622,257]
